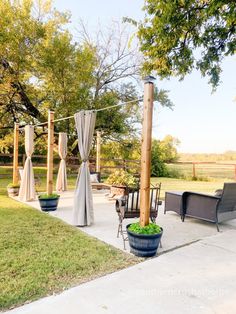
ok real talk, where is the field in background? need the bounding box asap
[167,162,236,181]
[179,152,236,162]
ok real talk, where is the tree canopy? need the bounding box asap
[0,0,142,153]
[0,0,176,156]
[138,0,236,88]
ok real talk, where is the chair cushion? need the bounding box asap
[127,192,140,210]
[127,192,156,211]
[90,173,99,183]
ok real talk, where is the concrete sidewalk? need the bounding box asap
[5,230,236,314]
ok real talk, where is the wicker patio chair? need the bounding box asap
[164,182,236,231]
[116,183,161,249]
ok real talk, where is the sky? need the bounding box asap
[53,0,236,154]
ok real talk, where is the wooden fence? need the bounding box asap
[2,153,235,180]
[0,153,140,176]
[167,162,236,180]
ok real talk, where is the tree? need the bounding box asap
[36,31,97,135]
[77,22,142,139]
[78,21,174,140]
[0,1,175,156]
[0,2,141,154]
[151,136,180,176]
[0,0,71,128]
[151,139,168,177]
[138,0,236,89]
[99,135,180,177]
[159,135,180,163]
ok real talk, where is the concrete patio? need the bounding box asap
[16,189,236,254]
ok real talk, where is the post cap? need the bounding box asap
[143,75,156,84]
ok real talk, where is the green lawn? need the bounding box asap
[0,178,137,311]
[0,166,77,192]
[151,177,228,199]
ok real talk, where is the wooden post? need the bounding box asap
[96,131,101,173]
[192,163,196,178]
[140,76,155,227]
[13,123,19,185]
[47,110,54,195]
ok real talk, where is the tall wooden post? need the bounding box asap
[47,110,54,195]
[192,163,196,178]
[13,123,19,185]
[96,131,101,173]
[140,76,155,227]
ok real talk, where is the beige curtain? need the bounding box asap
[56,132,67,192]
[19,125,36,201]
[73,110,96,226]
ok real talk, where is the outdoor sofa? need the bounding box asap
[164,182,236,231]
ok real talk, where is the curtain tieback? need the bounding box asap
[82,159,88,162]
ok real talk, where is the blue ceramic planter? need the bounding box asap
[126,224,163,257]
[39,196,60,212]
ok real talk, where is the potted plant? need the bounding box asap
[7,183,20,197]
[38,193,60,212]
[126,222,163,257]
[106,170,138,196]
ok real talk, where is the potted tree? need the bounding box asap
[7,183,20,197]
[106,169,138,197]
[38,193,60,212]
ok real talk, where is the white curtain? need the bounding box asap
[19,125,36,201]
[56,132,67,192]
[73,110,96,226]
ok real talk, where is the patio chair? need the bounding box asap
[90,171,110,190]
[115,183,161,249]
[164,182,236,231]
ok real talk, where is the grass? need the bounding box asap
[0,177,138,311]
[151,177,228,199]
[0,166,76,192]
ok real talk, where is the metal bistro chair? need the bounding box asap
[115,183,162,249]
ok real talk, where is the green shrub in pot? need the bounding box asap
[106,170,138,188]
